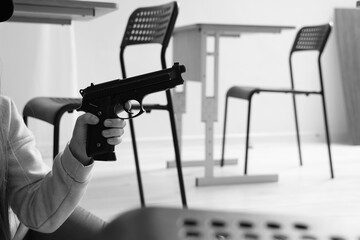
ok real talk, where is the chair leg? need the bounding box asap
[244,99,253,175]
[220,97,229,167]
[54,123,60,159]
[292,95,303,166]
[320,95,334,178]
[128,118,146,207]
[166,90,187,208]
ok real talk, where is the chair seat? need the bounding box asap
[226,86,320,100]
[23,97,82,125]
[226,86,261,99]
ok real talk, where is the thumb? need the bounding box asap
[72,113,99,145]
[77,113,99,126]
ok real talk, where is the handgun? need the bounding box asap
[77,63,186,161]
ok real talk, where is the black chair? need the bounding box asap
[119,1,186,207]
[23,1,187,207]
[220,23,334,178]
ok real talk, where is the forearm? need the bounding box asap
[10,144,93,233]
[26,206,106,240]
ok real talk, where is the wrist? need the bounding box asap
[69,141,93,166]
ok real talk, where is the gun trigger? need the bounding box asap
[124,103,133,114]
[125,108,133,114]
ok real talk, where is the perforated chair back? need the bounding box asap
[120,1,178,72]
[288,23,332,92]
[121,2,177,47]
[290,23,331,54]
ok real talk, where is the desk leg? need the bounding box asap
[195,102,278,186]
[204,120,215,178]
[195,32,277,187]
[168,88,238,168]
[172,88,186,152]
[170,25,290,186]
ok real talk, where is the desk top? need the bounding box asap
[8,0,117,25]
[174,23,295,35]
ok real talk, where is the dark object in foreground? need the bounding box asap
[97,207,359,240]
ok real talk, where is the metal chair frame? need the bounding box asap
[22,1,187,207]
[220,23,334,179]
[119,1,187,207]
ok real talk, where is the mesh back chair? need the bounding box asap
[220,23,334,178]
[22,1,187,207]
[119,1,187,207]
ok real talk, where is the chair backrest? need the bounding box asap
[290,23,332,54]
[288,23,332,90]
[119,1,178,77]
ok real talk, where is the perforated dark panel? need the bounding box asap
[100,207,359,240]
[292,24,331,52]
[179,213,317,240]
[121,2,175,46]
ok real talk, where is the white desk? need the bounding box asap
[171,23,295,186]
[9,0,117,25]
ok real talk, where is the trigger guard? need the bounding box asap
[131,107,145,118]
[119,100,145,119]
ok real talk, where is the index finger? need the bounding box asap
[115,101,132,114]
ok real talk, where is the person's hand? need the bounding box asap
[69,113,126,165]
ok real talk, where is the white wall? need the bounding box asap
[0,0,356,157]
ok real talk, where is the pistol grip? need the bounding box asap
[86,122,117,161]
[79,97,119,161]
[86,122,116,160]
[93,152,117,161]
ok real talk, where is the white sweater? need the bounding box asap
[0,96,94,239]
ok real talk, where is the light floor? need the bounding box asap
[78,137,360,228]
